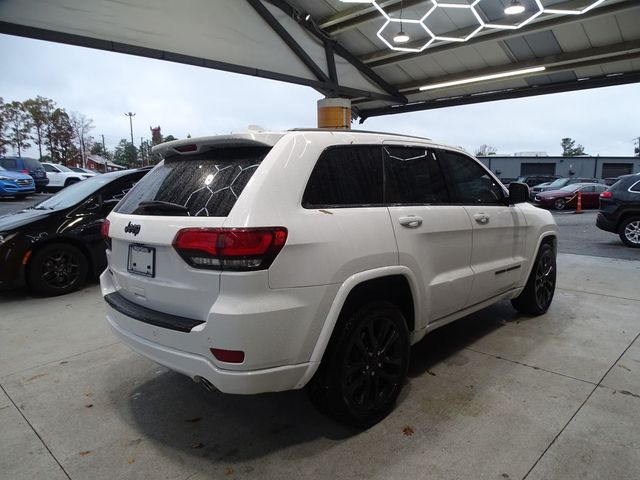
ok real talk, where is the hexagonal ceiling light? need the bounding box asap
[477,0,544,30]
[373,1,436,52]
[422,1,485,42]
[338,0,609,52]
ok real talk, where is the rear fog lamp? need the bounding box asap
[210,348,245,363]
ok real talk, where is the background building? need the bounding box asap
[477,155,640,181]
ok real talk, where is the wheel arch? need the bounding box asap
[520,232,557,288]
[296,267,420,388]
[25,236,94,283]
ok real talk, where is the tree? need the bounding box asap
[47,108,75,164]
[4,101,32,157]
[475,144,497,156]
[23,96,55,159]
[561,138,586,156]
[163,134,178,143]
[0,97,8,155]
[70,112,94,167]
[113,139,138,167]
[90,142,113,160]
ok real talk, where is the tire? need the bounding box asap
[307,301,410,428]
[27,243,88,296]
[64,178,80,187]
[511,243,556,315]
[553,198,566,210]
[618,217,640,248]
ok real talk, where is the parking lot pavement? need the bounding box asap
[1,253,639,480]
[0,193,52,216]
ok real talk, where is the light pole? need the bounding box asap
[124,112,136,166]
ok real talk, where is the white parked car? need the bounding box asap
[68,166,98,177]
[100,130,557,427]
[41,162,89,189]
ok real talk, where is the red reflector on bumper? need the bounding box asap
[210,348,245,364]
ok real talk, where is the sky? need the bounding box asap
[1,33,639,158]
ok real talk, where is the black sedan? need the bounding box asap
[0,168,149,296]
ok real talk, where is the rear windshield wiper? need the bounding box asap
[134,200,189,215]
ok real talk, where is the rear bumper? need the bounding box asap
[105,307,313,394]
[596,212,617,232]
[34,178,49,189]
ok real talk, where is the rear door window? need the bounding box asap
[384,146,449,204]
[115,146,270,217]
[302,146,383,208]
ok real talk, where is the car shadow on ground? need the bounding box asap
[0,278,101,301]
[116,300,526,463]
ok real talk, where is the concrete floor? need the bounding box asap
[1,253,639,480]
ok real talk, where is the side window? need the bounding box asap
[43,164,57,173]
[629,180,640,193]
[102,176,141,205]
[384,146,449,204]
[582,186,596,193]
[302,146,383,208]
[438,150,505,205]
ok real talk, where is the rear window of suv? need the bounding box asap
[114,146,270,217]
[23,158,44,170]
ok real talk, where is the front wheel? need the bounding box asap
[307,301,410,428]
[27,243,88,296]
[553,199,566,210]
[64,178,80,187]
[619,217,640,248]
[511,243,556,315]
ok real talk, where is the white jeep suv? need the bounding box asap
[100,130,557,427]
[41,162,88,189]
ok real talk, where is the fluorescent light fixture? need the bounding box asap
[393,31,410,43]
[419,66,546,91]
[504,1,526,15]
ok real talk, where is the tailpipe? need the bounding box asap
[193,376,216,392]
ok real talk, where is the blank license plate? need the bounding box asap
[127,245,155,277]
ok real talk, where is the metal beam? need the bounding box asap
[264,0,407,103]
[395,40,640,94]
[358,71,640,121]
[245,0,330,85]
[361,0,639,68]
[0,20,402,103]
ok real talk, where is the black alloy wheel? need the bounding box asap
[554,198,566,210]
[308,301,409,428]
[533,249,556,311]
[511,243,556,315]
[28,243,88,296]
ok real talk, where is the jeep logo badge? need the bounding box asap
[124,221,141,236]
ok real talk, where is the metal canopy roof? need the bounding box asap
[1,0,638,122]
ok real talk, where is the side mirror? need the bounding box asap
[508,182,529,204]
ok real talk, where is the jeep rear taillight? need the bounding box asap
[600,191,612,199]
[101,219,111,249]
[173,227,287,271]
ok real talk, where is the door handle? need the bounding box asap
[473,213,490,225]
[399,215,423,228]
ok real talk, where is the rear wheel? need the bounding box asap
[511,243,556,315]
[618,217,640,248]
[307,301,409,428]
[64,178,80,187]
[27,243,88,296]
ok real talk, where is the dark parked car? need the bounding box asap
[514,174,560,188]
[0,168,149,295]
[597,173,640,248]
[0,156,49,191]
[530,177,601,197]
[0,166,35,198]
[533,183,608,210]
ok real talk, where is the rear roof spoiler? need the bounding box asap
[152,133,285,157]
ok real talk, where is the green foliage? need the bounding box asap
[23,96,55,159]
[163,134,178,143]
[90,142,113,160]
[113,139,138,167]
[4,101,32,157]
[561,138,586,157]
